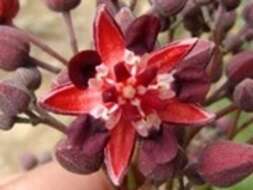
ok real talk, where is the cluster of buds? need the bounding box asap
[1,0,253,190]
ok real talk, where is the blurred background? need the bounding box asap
[0,0,253,190]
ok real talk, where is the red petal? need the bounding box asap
[40,84,102,115]
[146,38,197,73]
[158,99,214,125]
[141,90,168,113]
[105,116,136,186]
[94,5,125,69]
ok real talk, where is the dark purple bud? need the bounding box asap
[52,69,71,89]
[138,127,178,182]
[176,39,214,102]
[8,66,42,90]
[206,49,223,82]
[55,114,109,174]
[198,140,253,187]
[220,0,240,11]
[43,0,81,12]
[150,0,188,17]
[226,51,253,86]
[148,7,171,32]
[0,81,31,116]
[0,111,15,130]
[233,79,253,112]
[126,14,160,55]
[0,26,30,71]
[243,2,253,27]
[20,153,39,171]
[224,34,243,53]
[220,11,236,32]
[182,39,215,69]
[183,7,210,36]
[68,50,101,89]
[115,7,135,34]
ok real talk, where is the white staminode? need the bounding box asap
[124,50,141,66]
[96,64,109,79]
[124,49,141,76]
[90,104,119,120]
[148,73,176,100]
[134,113,162,137]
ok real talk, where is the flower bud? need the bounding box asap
[206,49,223,82]
[55,115,109,174]
[0,26,30,71]
[226,51,253,86]
[233,79,253,112]
[0,0,19,24]
[150,0,187,16]
[0,81,31,116]
[20,153,38,171]
[243,2,253,27]
[0,110,15,130]
[115,7,135,34]
[43,0,81,12]
[7,66,42,90]
[224,34,243,53]
[220,11,236,32]
[138,127,178,183]
[198,140,253,187]
[220,0,240,11]
[183,7,210,36]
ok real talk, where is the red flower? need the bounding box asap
[40,5,214,185]
[0,0,19,24]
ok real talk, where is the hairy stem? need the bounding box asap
[62,11,79,54]
[232,117,253,139]
[14,25,68,65]
[216,104,238,119]
[205,81,228,106]
[30,57,61,74]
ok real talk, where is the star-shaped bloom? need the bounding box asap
[40,5,214,186]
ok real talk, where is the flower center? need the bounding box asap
[122,85,136,99]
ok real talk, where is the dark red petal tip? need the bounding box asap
[68,50,101,89]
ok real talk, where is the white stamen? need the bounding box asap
[90,105,109,120]
[157,73,175,89]
[134,120,149,137]
[96,64,109,79]
[124,50,141,66]
[122,85,136,99]
[133,113,161,137]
